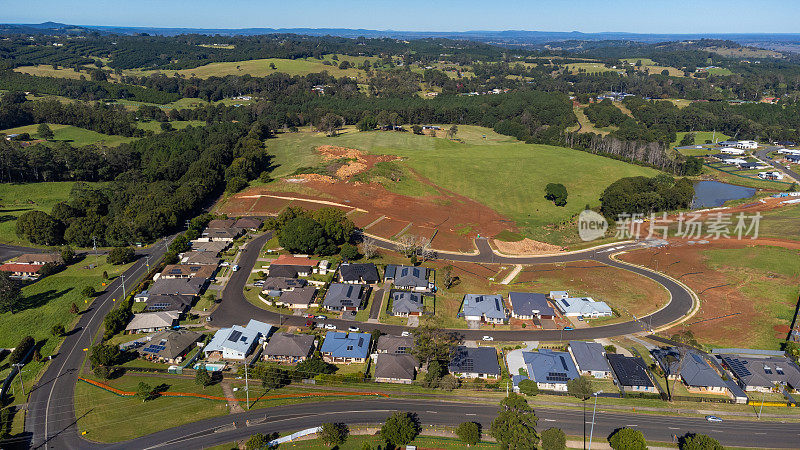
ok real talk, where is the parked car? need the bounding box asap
[350,311,357,316]
[324,323,337,330]
[577,316,584,321]
[401,331,411,337]
[482,336,494,341]
[303,313,314,318]
[232,265,240,272]
[563,326,573,331]
[220,261,230,267]
[206,316,213,322]
[348,326,360,332]
[315,315,327,320]
[705,415,723,423]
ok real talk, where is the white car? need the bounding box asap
[482,336,494,341]
[348,326,360,332]
[324,323,337,330]
[220,261,230,267]
[401,331,411,337]
[705,415,723,423]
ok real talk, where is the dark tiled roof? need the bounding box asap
[263,333,315,358]
[448,346,500,376]
[323,283,365,309]
[607,354,653,388]
[340,263,379,283]
[510,292,555,317]
[375,354,417,381]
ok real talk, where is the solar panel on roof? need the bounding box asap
[228,330,243,342]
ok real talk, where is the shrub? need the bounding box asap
[107,247,135,265]
[609,427,647,450]
[9,336,35,364]
[456,421,481,446]
[518,379,539,396]
[541,427,566,450]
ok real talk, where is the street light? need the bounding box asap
[588,390,603,450]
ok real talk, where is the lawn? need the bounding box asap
[701,164,790,190]
[0,123,136,147]
[268,434,501,450]
[0,181,105,246]
[135,119,206,133]
[74,374,229,442]
[672,131,730,148]
[565,62,623,74]
[573,106,617,135]
[759,202,800,241]
[263,126,660,241]
[14,65,87,80]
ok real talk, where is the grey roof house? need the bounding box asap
[375,354,417,384]
[274,287,318,309]
[376,335,414,354]
[149,278,205,297]
[607,354,657,393]
[390,290,424,316]
[262,333,315,364]
[721,354,800,393]
[509,292,555,320]
[569,341,611,378]
[523,349,580,391]
[449,346,501,379]
[385,265,431,291]
[136,329,202,364]
[125,311,181,334]
[144,294,194,313]
[460,294,507,324]
[650,348,728,394]
[339,263,380,284]
[322,283,366,311]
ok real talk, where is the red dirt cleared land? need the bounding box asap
[218,145,514,251]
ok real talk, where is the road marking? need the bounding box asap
[466,413,477,416]
[426,411,438,414]
[668,427,680,430]
[626,424,638,427]
[544,419,556,422]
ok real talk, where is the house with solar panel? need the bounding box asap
[159,264,216,281]
[459,294,507,324]
[651,347,728,394]
[554,297,613,319]
[136,329,202,364]
[322,283,366,312]
[520,349,580,391]
[607,354,657,393]
[389,290,425,316]
[339,262,380,284]
[203,319,274,361]
[448,346,501,379]
[384,265,433,292]
[319,331,371,364]
[720,353,800,393]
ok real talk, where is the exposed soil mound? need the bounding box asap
[493,238,565,255]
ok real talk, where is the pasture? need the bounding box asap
[1,123,137,147]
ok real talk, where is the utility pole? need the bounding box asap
[758,388,766,419]
[92,235,98,266]
[506,380,509,397]
[145,255,150,270]
[245,363,250,410]
[14,364,24,395]
[120,274,126,299]
[588,391,602,450]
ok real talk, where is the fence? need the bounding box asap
[267,427,321,447]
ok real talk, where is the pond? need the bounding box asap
[692,180,756,208]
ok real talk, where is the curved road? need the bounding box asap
[214,234,693,341]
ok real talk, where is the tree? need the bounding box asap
[319,422,349,447]
[680,433,723,450]
[440,264,456,289]
[423,359,447,388]
[518,379,539,396]
[412,124,423,135]
[544,183,568,207]
[380,412,420,446]
[60,245,75,264]
[490,393,539,449]
[609,427,647,450]
[357,116,377,132]
[411,319,460,366]
[361,238,378,259]
[278,216,334,255]
[195,366,212,389]
[261,367,289,391]
[447,124,458,139]
[438,374,461,391]
[541,427,566,450]
[245,433,269,450]
[89,343,122,368]
[70,302,79,314]
[51,324,66,337]
[160,122,174,132]
[0,273,22,314]
[293,357,336,379]
[81,286,97,298]
[16,210,63,245]
[679,133,696,146]
[226,176,248,193]
[107,247,135,265]
[339,243,360,260]
[456,421,481,446]
[136,382,155,402]
[37,123,54,140]
[567,376,594,400]
[317,113,345,136]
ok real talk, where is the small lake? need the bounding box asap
[692,180,756,209]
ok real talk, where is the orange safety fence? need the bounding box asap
[78,377,390,402]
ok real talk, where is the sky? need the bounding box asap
[4,0,800,34]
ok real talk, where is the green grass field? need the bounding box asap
[13,65,87,79]
[0,181,105,246]
[265,126,660,241]
[701,164,790,190]
[135,120,206,133]
[566,62,623,74]
[759,202,800,240]
[672,131,730,148]
[1,123,137,147]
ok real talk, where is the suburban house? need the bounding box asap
[201,228,241,242]
[134,290,150,303]
[136,329,202,364]
[206,218,237,229]
[159,264,216,280]
[720,147,746,155]
[720,354,800,393]
[460,294,507,324]
[233,217,262,230]
[260,277,308,296]
[652,348,728,394]
[148,278,205,297]
[554,297,613,318]
[262,333,315,364]
[735,140,758,150]
[375,335,414,355]
[448,346,501,379]
[568,341,612,378]
[509,292,556,320]
[181,251,221,266]
[759,171,785,180]
[522,349,580,392]
[549,291,569,301]
[322,283,366,311]
[339,263,380,284]
[125,311,181,334]
[144,294,194,313]
[390,290,424,316]
[0,263,44,279]
[190,241,229,255]
[268,255,320,277]
[374,354,417,384]
[607,354,657,393]
[319,331,371,364]
[15,253,63,266]
[274,287,318,309]
[384,265,432,291]
[204,319,274,361]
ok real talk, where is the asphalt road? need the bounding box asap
[214,234,690,341]
[19,237,175,450]
[756,147,800,182]
[0,243,46,263]
[87,398,800,449]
